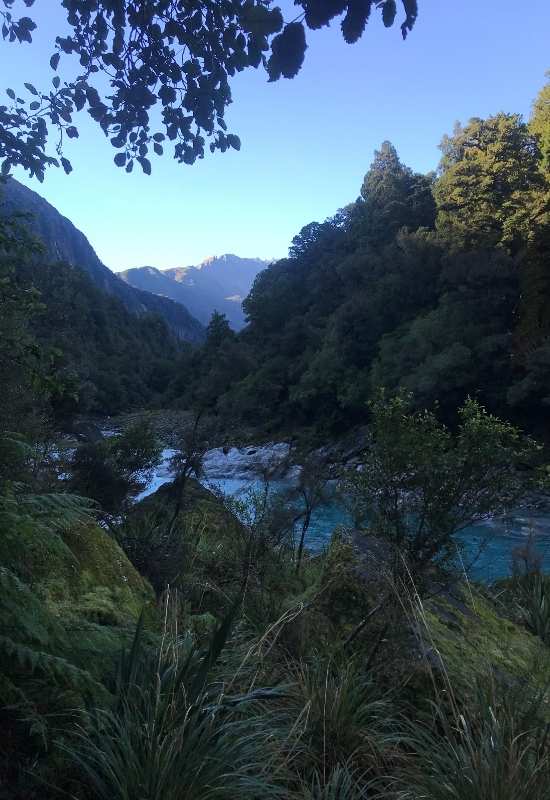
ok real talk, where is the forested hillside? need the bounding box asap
[173,80,550,438]
[0,178,205,342]
[0,213,185,417]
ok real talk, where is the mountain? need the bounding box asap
[120,254,268,330]
[0,178,204,342]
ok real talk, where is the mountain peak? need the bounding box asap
[122,255,267,329]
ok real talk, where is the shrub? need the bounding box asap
[397,677,550,800]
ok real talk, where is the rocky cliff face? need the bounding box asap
[0,178,204,342]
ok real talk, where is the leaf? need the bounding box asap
[60,157,72,174]
[381,0,397,27]
[400,0,418,38]
[137,156,151,175]
[342,0,372,44]
[248,41,262,68]
[158,84,176,105]
[73,88,86,111]
[114,152,126,167]
[66,126,78,138]
[50,52,60,71]
[240,6,283,37]
[52,76,61,89]
[85,87,101,108]
[227,134,241,151]
[189,586,245,702]
[6,89,15,100]
[24,82,37,95]
[305,0,347,29]
[29,101,40,111]
[267,22,307,81]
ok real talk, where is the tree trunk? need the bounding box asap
[295,507,311,573]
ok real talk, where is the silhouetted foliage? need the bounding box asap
[70,418,161,514]
[0,0,418,178]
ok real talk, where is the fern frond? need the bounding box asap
[0,635,108,698]
[0,567,60,646]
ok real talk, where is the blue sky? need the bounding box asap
[2,0,549,270]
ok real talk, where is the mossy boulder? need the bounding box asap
[0,516,157,722]
[60,523,153,619]
[1,519,153,623]
[123,477,248,607]
[421,590,550,697]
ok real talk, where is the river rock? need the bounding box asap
[201,442,293,480]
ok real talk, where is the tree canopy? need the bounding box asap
[170,76,550,439]
[0,0,419,179]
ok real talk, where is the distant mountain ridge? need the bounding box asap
[120,254,268,330]
[0,178,204,342]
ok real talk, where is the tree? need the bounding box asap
[0,211,50,448]
[434,111,550,371]
[204,310,234,351]
[344,393,536,590]
[357,140,435,245]
[70,418,162,514]
[518,76,550,352]
[0,0,419,179]
[290,452,330,573]
[530,72,550,171]
[370,246,518,417]
[434,114,545,252]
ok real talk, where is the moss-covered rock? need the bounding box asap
[123,477,248,608]
[421,590,550,696]
[1,518,154,622]
[0,510,153,620]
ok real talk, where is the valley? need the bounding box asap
[0,12,549,798]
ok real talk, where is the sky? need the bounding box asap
[1,0,549,271]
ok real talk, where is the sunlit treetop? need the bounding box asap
[0,0,418,179]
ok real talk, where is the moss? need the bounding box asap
[60,523,154,618]
[0,521,78,590]
[423,590,550,694]
[1,514,153,621]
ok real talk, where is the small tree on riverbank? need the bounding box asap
[345,393,538,591]
[70,417,161,515]
[166,413,216,538]
[290,453,331,574]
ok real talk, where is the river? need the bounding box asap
[136,443,550,583]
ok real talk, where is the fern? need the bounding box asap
[0,566,58,645]
[0,484,95,533]
[0,636,106,697]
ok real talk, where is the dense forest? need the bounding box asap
[1,25,550,800]
[168,78,550,439]
[0,212,184,421]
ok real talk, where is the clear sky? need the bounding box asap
[2,0,549,270]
